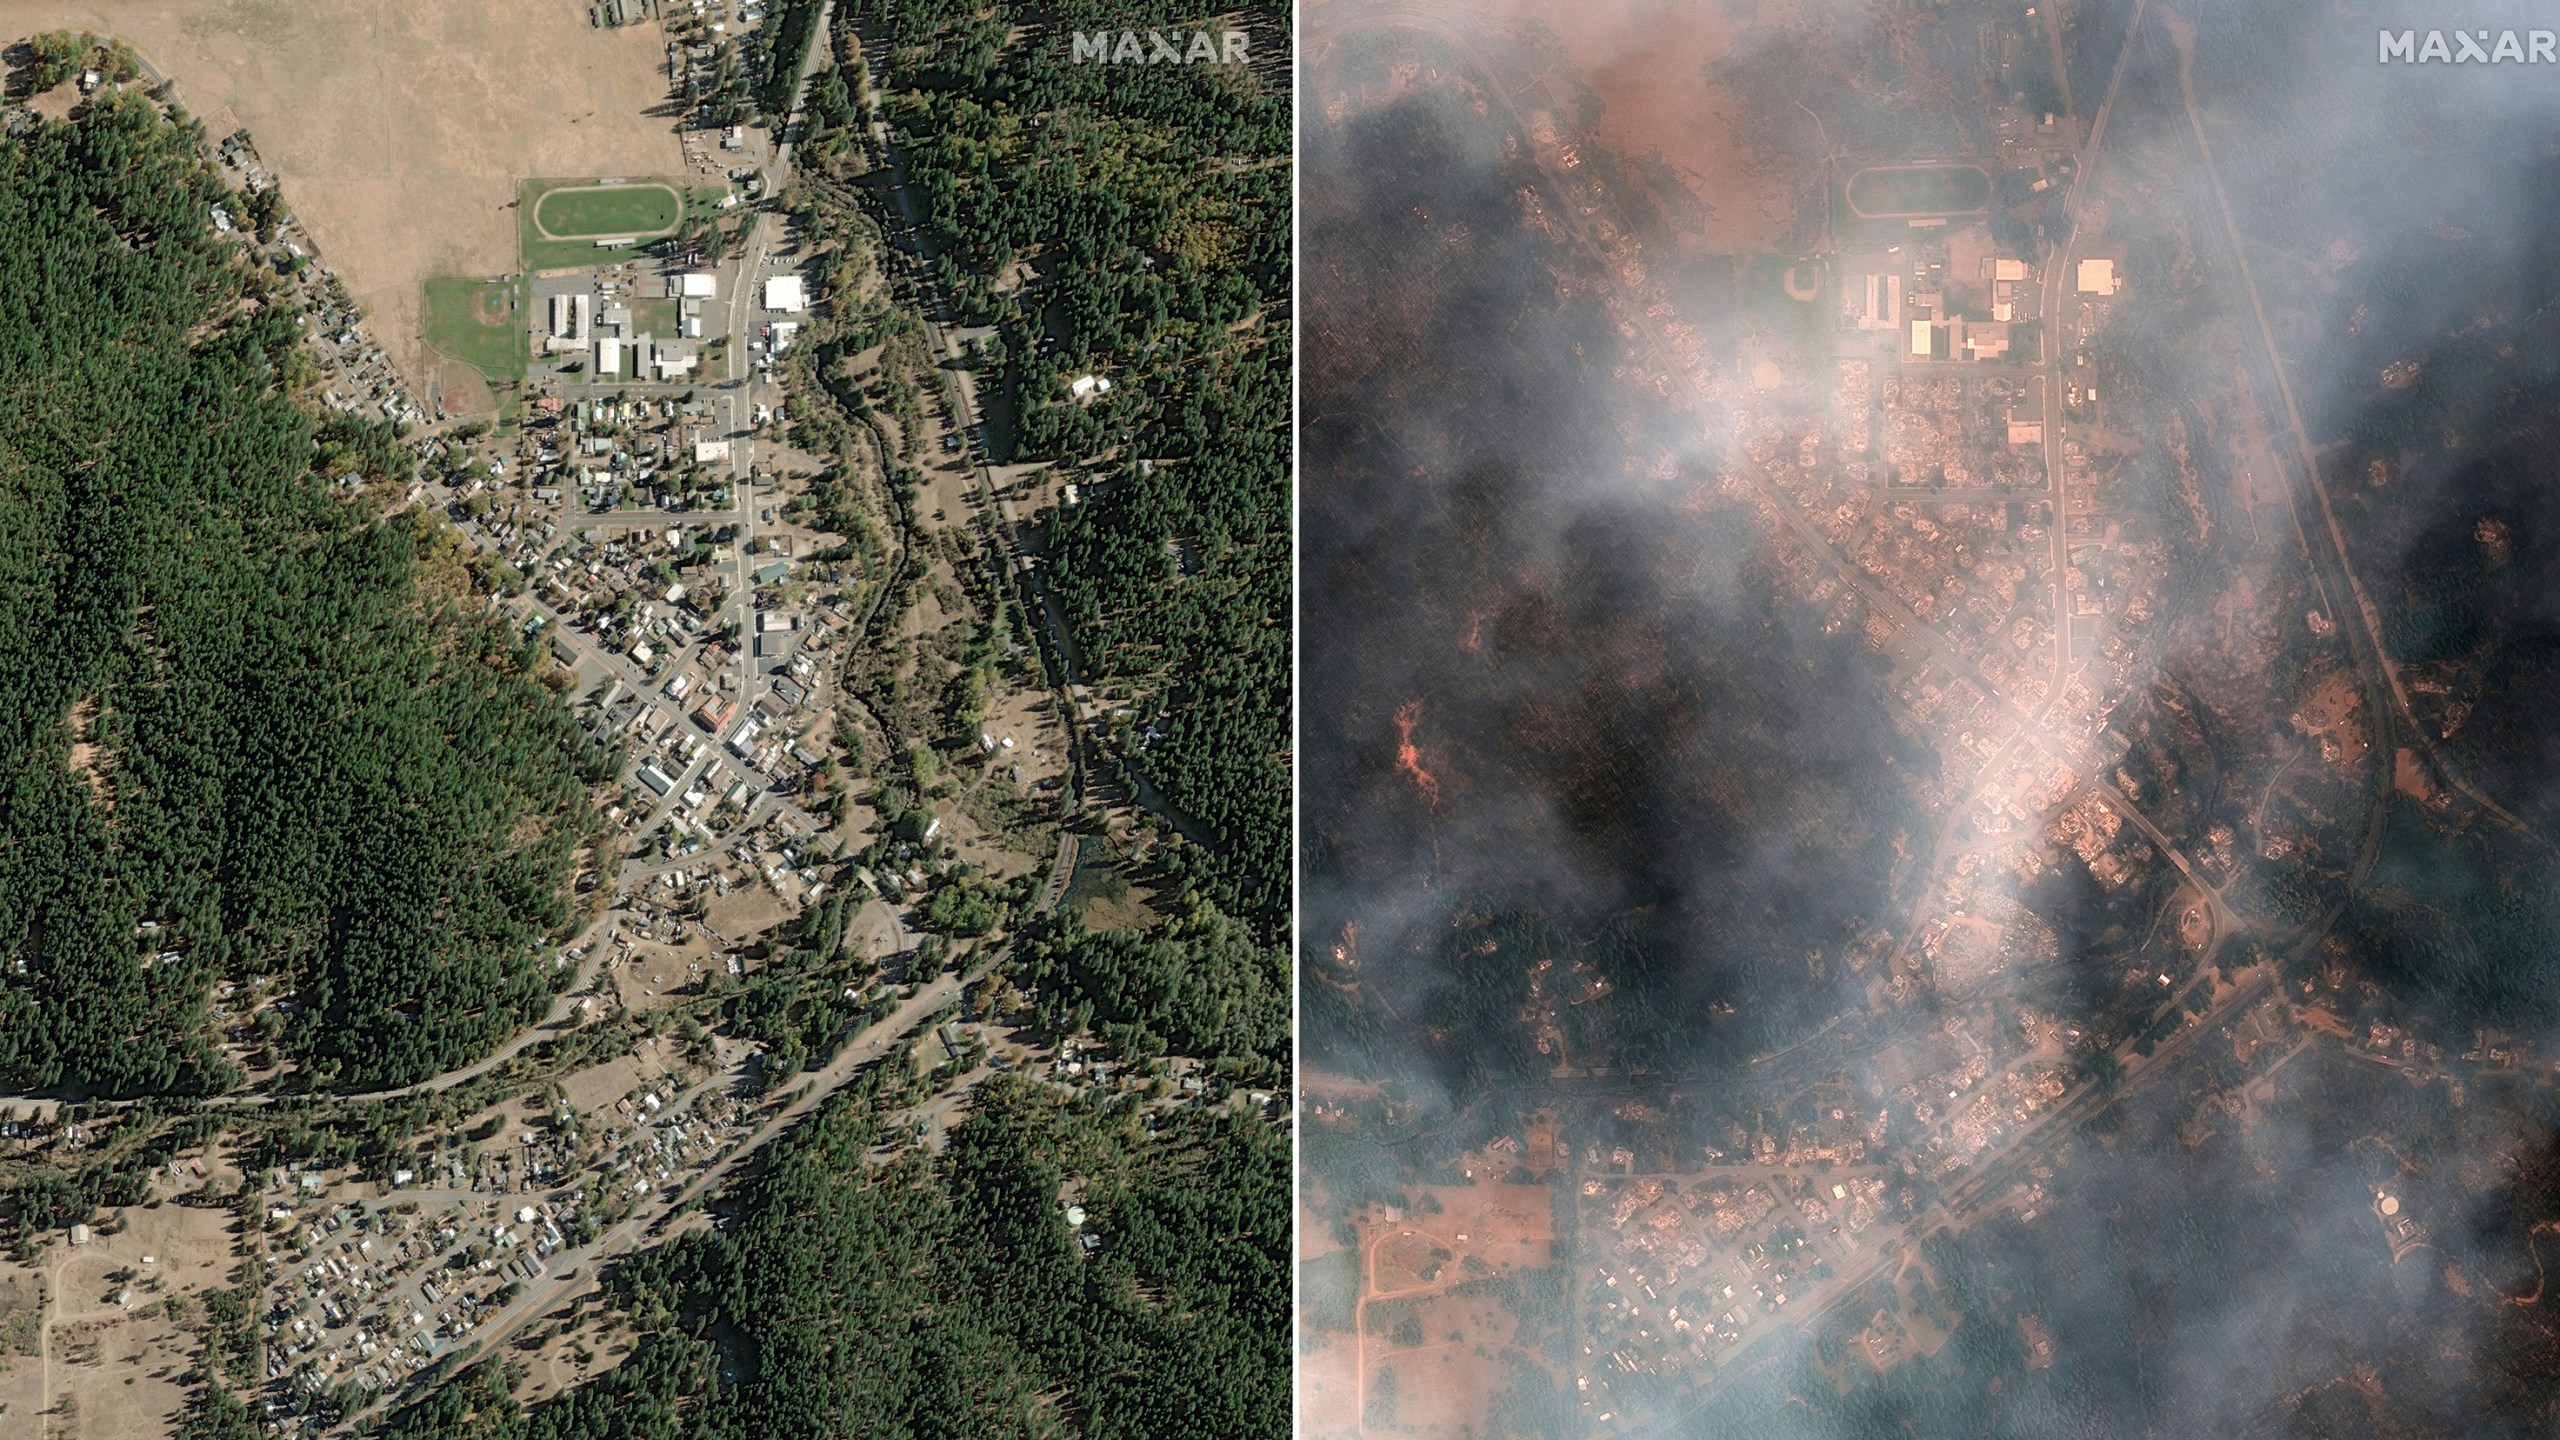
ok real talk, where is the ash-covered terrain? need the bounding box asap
[1300,2,2560,1435]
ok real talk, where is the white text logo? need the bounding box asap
[1070,29,1249,64]
[2380,29,2559,62]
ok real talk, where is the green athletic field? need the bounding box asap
[421,274,530,381]
[520,178,688,270]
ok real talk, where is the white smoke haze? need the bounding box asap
[1301,0,2560,1434]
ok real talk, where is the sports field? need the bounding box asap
[422,274,530,381]
[536,183,682,237]
[1845,164,1993,218]
[522,178,687,269]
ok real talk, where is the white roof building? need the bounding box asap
[763,275,806,313]
[679,272,718,298]
[595,338,622,376]
[648,340,699,379]
[694,439,731,464]
[547,293,591,351]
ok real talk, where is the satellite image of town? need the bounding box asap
[1303,0,2560,1435]
[0,3,1286,1438]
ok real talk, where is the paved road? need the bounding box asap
[0,925,618,1121]
[20,23,1081,1434]
[336,826,1071,1434]
[2029,0,2143,729]
[852,43,1226,853]
[334,970,955,1432]
[2160,11,2541,869]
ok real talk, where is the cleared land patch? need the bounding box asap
[421,273,530,382]
[633,297,680,335]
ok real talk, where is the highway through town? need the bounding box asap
[333,823,1068,1433]
[318,27,1118,1429]
[344,86,1087,1385]
[2159,9,2543,867]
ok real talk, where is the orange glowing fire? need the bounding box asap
[1394,700,1442,808]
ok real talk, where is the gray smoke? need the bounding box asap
[1302,0,2560,1434]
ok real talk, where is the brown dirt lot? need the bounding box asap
[843,894,905,962]
[614,938,716,1013]
[3,0,684,382]
[0,1273,39,1427]
[1364,1289,1531,1438]
[704,886,793,945]
[557,1035,686,1118]
[1298,1329,1361,1440]
[60,1205,241,1312]
[948,819,1036,884]
[439,357,497,418]
[1492,0,1797,255]
[1335,1182,1565,1438]
[895,562,962,640]
[975,685,1068,791]
[44,1308,195,1440]
[918,452,977,528]
[1413,1184,1556,1272]
[515,1314,645,1406]
[0,1203,240,1438]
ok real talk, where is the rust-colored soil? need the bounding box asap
[1495,0,1799,254]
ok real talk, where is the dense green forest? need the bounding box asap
[850,0,1292,935]
[0,96,606,1096]
[378,1075,1289,1439]
[1015,895,1288,1080]
[751,0,827,118]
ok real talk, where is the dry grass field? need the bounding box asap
[0,0,683,382]
[0,1203,241,1440]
